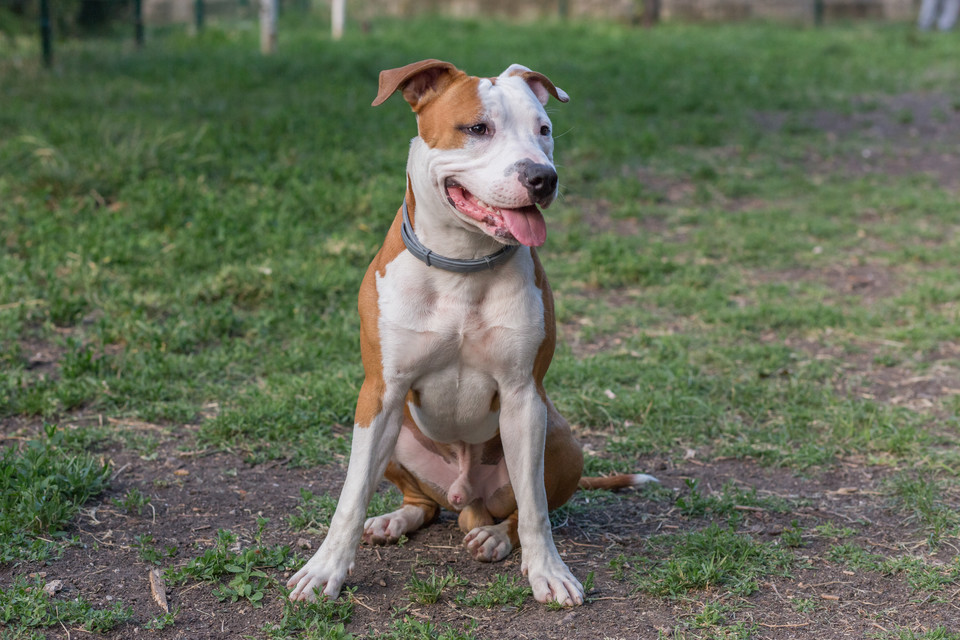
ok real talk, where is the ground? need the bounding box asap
[2,20,960,640]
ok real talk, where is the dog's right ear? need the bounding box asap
[372,59,461,109]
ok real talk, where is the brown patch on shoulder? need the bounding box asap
[530,248,556,401]
[415,75,483,150]
[354,185,413,428]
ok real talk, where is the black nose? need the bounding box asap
[518,161,558,204]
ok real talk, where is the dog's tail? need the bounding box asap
[578,473,659,491]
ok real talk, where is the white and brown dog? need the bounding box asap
[287,59,654,607]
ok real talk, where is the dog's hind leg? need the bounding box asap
[462,505,517,562]
[363,460,439,545]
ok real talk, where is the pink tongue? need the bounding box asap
[501,206,547,247]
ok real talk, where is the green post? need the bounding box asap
[195,0,205,32]
[813,0,824,26]
[134,0,145,47]
[40,0,53,67]
[558,0,568,19]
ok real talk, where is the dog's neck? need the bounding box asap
[404,139,513,261]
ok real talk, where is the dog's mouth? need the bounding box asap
[445,181,547,247]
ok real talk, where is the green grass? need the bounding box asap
[0,575,132,634]
[404,567,467,605]
[624,524,794,597]
[0,424,110,563]
[827,542,960,593]
[261,592,355,640]
[166,520,298,607]
[455,574,531,609]
[3,12,960,638]
[2,17,959,473]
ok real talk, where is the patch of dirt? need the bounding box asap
[3,417,960,639]
[570,194,670,238]
[753,263,903,307]
[757,92,960,190]
[787,335,960,414]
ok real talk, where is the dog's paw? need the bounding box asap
[523,558,584,607]
[286,553,353,602]
[362,505,425,545]
[463,525,512,562]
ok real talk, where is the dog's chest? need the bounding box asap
[375,252,545,441]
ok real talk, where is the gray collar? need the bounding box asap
[400,199,518,273]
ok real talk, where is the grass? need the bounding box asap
[165,521,297,607]
[455,574,532,609]
[0,424,110,563]
[623,523,794,597]
[0,575,132,634]
[2,10,960,639]
[3,18,960,472]
[404,567,467,605]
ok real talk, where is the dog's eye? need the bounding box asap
[540,125,551,136]
[467,123,488,136]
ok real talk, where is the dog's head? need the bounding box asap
[373,59,569,248]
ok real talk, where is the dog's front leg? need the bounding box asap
[500,384,584,607]
[287,393,404,601]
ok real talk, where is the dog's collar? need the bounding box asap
[400,199,518,273]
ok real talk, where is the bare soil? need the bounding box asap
[4,416,960,640]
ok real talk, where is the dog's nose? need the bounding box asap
[519,162,558,204]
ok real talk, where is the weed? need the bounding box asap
[112,487,152,516]
[882,628,960,640]
[380,616,478,640]
[629,524,793,597]
[675,478,791,525]
[886,472,960,546]
[0,575,132,634]
[405,567,467,605]
[813,521,857,539]
[261,592,355,640]
[691,600,732,628]
[456,574,531,608]
[142,607,178,630]
[0,424,110,561]
[289,488,339,533]
[791,597,817,612]
[609,554,630,581]
[827,543,960,592]
[132,533,176,565]
[780,520,806,548]
[167,520,295,607]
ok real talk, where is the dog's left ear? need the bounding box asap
[502,64,570,106]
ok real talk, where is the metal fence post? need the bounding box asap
[135,0,145,47]
[40,0,53,67]
[195,0,205,32]
[814,0,824,25]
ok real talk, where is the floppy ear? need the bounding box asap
[502,63,570,106]
[372,59,462,109]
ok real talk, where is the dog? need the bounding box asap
[287,59,655,607]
